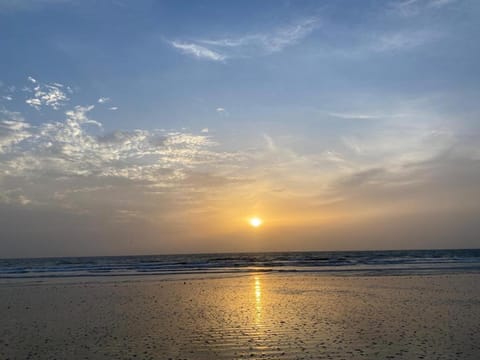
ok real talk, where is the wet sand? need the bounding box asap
[1,273,479,359]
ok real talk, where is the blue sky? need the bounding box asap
[1,0,480,257]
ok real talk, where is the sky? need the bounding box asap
[1,0,480,257]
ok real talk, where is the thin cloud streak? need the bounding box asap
[171,41,226,62]
[170,18,319,61]
[390,0,457,16]
[371,30,441,52]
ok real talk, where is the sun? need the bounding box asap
[249,217,263,228]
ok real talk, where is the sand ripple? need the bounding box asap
[1,274,479,359]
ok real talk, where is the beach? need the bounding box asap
[1,273,479,360]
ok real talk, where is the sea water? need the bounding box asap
[1,249,480,279]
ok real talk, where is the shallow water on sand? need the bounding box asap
[1,273,480,359]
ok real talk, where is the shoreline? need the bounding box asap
[1,264,480,283]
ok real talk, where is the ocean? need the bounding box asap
[1,249,480,279]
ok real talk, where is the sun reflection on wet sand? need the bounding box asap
[2,275,480,359]
[254,275,262,324]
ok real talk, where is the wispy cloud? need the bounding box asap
[371,30,441,52]
[201,18,319,53]
[170,18,319,61]
[171,41,226,62]
[328,112,384,120]
[329,142,480,219]
[216,107,229,117]
[97,97,110,104]
[24,77,71,110]
[0,110,31,153]
[390,0,457,16]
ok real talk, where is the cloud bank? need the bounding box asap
[2,78,480,256]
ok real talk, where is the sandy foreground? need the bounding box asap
[1,273,479,360]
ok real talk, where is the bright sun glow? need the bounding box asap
[249,217,263,228]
